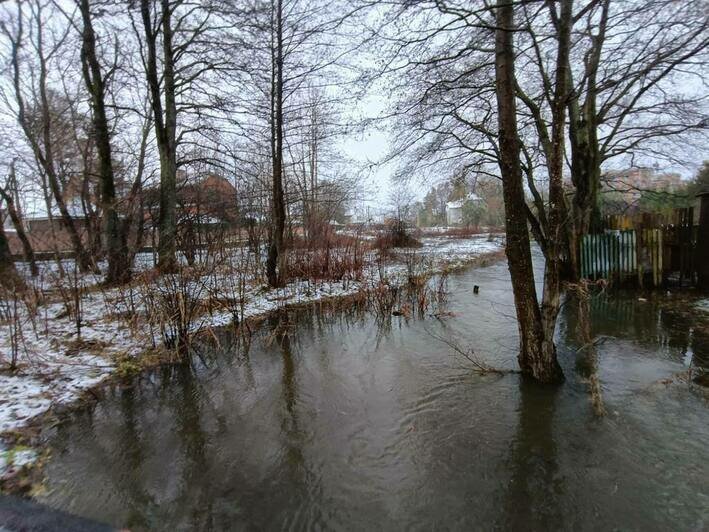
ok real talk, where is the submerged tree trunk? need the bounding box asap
[78,0,130,285]
[266,0,286,288]
[494,0,563,383]
[537,0,573,383]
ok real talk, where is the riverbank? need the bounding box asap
[0,233,504,484]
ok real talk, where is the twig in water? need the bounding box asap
[424,326,519,375]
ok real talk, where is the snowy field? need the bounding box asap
[0,234,503,475]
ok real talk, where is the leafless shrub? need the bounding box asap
[374,219,422,252]
[369,279,400,317]
[0,290,23,371]
[47,265,85,339]
[434,270,449,306]
[138,266,211,356]
[286,223,366,284]
[0,282,39,371]
[111,280,142,335]
[402,251,439,316]
[205,247,254,332]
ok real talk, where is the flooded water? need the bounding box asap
[37,258,709,531]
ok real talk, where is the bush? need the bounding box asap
[374,219,422,251]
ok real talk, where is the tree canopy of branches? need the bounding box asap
[367,0,708,382]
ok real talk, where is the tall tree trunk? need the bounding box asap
[565,0,609,280]
[567,123,601,279]
[1,163,37,277]
[141,0,178,273]
[122,115,151,269]
[494,0,562,383]
[78,0,130,285]
[537,0,573,383]
[266,0,286,288]
[159,0,178,273]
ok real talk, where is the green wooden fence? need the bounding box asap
[582,207,700,287]
[581,230,638,282]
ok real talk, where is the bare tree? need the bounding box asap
[516,0,709,279]
[494,0,563,383]
[76,0,131,284]
[136,0,179,272]
[1,0,95,273]
[367,0,706,382]
[266,0,287,287]
[219,0,364,286]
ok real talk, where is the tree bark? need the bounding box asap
[495,0,563,383]
[537,0,573,383]
[565,0,609,280]
[141,0,178,273]
[78,0,130,285]
[266,0,286,287]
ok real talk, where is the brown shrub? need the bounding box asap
[286,224,366,282]
[374,220,422,251]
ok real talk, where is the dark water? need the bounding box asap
[37,259,709,531]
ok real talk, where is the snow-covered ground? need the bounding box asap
[418,236,501,260]
[0,234,503,476]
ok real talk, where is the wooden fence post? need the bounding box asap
[697,189,709,289]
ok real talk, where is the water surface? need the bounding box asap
[38,259,709,530]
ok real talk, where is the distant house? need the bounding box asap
[445,193,483,226]
[4,173,239,258]
[601,167,684,205]
[144,173,239,228]
[178,174,238,225]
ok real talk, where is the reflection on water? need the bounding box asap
[38,260,709,530]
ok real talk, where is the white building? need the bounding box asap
[445,193,483,226]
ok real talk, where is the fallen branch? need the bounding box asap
[424,326,519,375]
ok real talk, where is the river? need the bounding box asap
[36,258,709,530]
